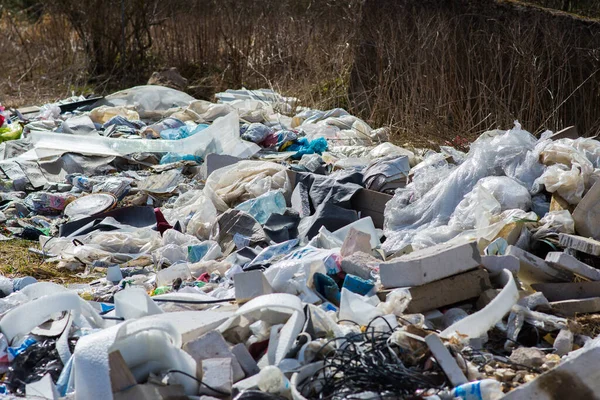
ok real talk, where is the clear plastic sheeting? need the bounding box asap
[161,190,218,240]
[97,85,195,117]
[478,176,531,211]
[29,111,260,161]
[536,138,596,204]
[383,122,546,253]
[204,160,291,212]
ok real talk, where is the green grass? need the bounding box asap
[0,239,91,284]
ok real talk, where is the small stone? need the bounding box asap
[524,374,537,383]
[503,370,516,381]
[509,347,546,368]
[545,353,561,369]
[484,365,495,375]
[514,372,525,383]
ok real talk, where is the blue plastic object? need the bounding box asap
[288,137,328,159]
[235,190,286,224]
[342,274,375,296]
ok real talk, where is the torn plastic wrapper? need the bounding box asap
[28,111,260,161]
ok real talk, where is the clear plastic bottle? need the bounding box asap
[257,366,291,398]
[451,379,504,400]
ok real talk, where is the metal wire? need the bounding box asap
[299,317,448,400]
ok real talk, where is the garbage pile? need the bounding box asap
[0,85,599,399]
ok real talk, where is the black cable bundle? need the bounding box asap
[300,317,448,400]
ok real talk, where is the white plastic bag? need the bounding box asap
[384,122,547,253]
[162,190,217,240]
[204,160,291,212]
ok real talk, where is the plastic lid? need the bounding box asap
[64,193,117,220]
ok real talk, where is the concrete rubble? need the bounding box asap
[0,85,600,399]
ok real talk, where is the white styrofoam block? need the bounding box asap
[380,241,481,288]
[199,358,233,396]
[233,270,274,303]
[546,252,600,281]
[506,246,573,284]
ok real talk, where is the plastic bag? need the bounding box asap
[532,210,575,240]
[384,122,547,253]
[477,176,531,211]
[536,164,585,204]
[5,339,63,396]
[162,190,217,240]
[241,123,273,143]
[234,190,286,224]
[99,85,195,117]
[31,111,260,161]
[89,106,140,124]
[87,229,162,255]
[204,160,291,212]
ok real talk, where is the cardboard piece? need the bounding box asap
[109,350,137,393]
[573,180,600,240]
[550,297,600,316]
[530,281,600,302]
[378,268,492,313]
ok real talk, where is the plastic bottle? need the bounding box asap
[257,366,291,398]
[451,379,504,400]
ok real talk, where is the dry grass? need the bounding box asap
[3,0,600,147]
[0,239,89,284]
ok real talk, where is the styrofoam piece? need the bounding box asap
[267,324,284,366]
[182,330,245,382]
[231,343,260,377]
[234,293,304,317]
[151,291,224,302]
[73,318,194,400]
[21,282,68,299]
[114,287,163,320]
[234,270,274,303]
[275,311,305,365]
[110,330,198,394]
[142,310,233,344]
[106,265,123,283]
[26,373,59,400]
[425,333,468,386]
[220,294,306,368]
[441,269,519,339]
[30,111,260,160]
[331,217,379,248]
[156,263,192,287]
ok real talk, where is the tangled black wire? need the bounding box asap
[300,317,448,400]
